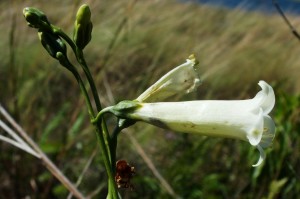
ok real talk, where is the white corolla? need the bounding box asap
[110,81,275,167]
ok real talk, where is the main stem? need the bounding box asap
[62,63,118,199]
[94,122,119,199]
[71,68,119,199]
[59,56,119,198]
[110,124,121,175]
[53,26,119,198]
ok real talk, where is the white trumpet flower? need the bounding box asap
[136,54,201,102]
[111,81,275,167]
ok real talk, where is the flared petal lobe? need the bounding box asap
[252,80,275,115]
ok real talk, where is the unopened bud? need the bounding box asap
[38,31,67,59]
[73,4,93,49]
[56,52,70,68]
[23,7,50,30]
[76,4,91,24]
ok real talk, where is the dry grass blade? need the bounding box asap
[124,129,181,199]
[0,104,86,199]
[0,119,40,158]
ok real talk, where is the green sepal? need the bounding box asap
[118,118,136,129]
[38,31,67,59]
[111,100,142,118]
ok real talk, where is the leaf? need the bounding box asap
[266,178,288,199]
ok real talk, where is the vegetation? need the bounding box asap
[0,0,299,198]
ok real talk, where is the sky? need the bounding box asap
[194,0,300,14]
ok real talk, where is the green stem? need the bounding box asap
[110,123,121,175]
[92,106,113,122]
[52,25,102,112]
[107,178,119,199]
[94,121,119,199]
[76,48,102,111]
[60,56,118,198]
[91,109,119,198]
[73,70,95,118]
[91,108,113,164]
[53,26,119,199]
[91,107,114,161]
[57,53,95,118]
[102,120,112,162]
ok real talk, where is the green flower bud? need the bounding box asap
[56,52,69,68]
[23,7,50,29]
[76,4,91,24]
[73,4,93,50]
[38,31,67,59]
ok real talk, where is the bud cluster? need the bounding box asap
[23,7,67,60]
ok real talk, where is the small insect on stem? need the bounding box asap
[115,160,135,190]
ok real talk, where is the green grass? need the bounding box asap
[0,0,300,198]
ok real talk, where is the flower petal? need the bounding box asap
[136,55,201,102]
[253,81,275,115]
[260,115,276,148]
[252,145,266,167]
[246,108,264,146]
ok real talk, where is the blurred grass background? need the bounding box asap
[0,0,299,198]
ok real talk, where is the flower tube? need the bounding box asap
[110,81,275,166]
